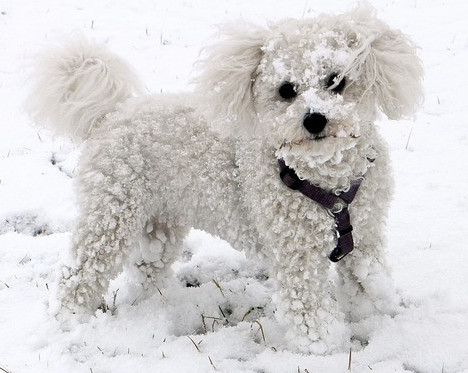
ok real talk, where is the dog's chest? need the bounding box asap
[237,142,339,256]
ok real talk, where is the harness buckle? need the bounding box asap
[331,201,347,214]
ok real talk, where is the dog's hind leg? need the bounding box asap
[126,219,189,296]
[56,150,154,317]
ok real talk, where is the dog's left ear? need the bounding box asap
[344,7,424,120]
[194,23,268,137]
[366,27,424,120]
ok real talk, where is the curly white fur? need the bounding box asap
[28,7,423,354]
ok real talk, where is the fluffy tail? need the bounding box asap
[26,38,143,141]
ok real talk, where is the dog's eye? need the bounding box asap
[278,82,297,100]
[326,73,346,93]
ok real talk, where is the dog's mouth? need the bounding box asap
[313,135,326,141]
[280,134,360,149]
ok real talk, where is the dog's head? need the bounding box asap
[196,7,423,165]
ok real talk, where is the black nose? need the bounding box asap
[303,113,327,134]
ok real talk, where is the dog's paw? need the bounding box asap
[287,336,330,355]
[284,317,351,355]
[286,335,349,355]
[51,302,94,331]
[48,281,97,330]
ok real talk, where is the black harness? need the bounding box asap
[278,158,367,262]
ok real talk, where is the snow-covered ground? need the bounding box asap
[1,1,467,372]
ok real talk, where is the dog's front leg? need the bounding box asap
[271,246,350,355]
[335,241,401,323]
[334,161,401,324]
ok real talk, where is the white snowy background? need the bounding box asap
[1,0,467,372]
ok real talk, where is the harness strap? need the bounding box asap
[278,158,364,262]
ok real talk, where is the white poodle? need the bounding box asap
[27,7,423,354]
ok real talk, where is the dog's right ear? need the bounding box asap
[341,6,424,120]
[194,23,268,137]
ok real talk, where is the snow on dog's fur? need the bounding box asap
[27,7,423,354]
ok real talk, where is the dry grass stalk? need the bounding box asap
[348,348,352,372]
[187,336,202,352]
[212,279,224,297]
[201,315,207,332]
[242,308,252,321]
[156,285,163,296]
[202,315,226,333]
[0,365,13,373]
[405,126,414,150]
[112,289,119,308]
[252,319,266,343]
[217,306,229,323]
[208,356,217,370]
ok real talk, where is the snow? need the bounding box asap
[1,0,468,372]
